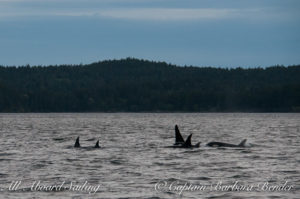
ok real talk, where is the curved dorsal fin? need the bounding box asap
[95,140,100,148]
[194,142,201,148]
[74,136,80,148]
[175,125,185,144]
[183,134,192,147]
[238,139,247,147]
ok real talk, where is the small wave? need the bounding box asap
[85,138,96,141]
[147,143,157,148]
[278,170,299,174]
[0,159,12,162]
[181,149,202,154]
[165,177,184,182]
[32,163,48,169]
[267,156,289,160]
[153,162,177,166]
[52,137,66,141]
[247,155,261,159]
[206,193,233,199]
[0,173,8,177]
[189,176,211,180]
[240,150,252,154]
[110,159,126,165]
[89,159,104,164]
[66,158,78,162]
[267,196,282,199]
[0,153,16,156]
[230,174,251,179]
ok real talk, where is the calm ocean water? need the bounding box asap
[0,113,299,199]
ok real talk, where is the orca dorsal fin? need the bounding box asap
[74,136,80,148]
[238,139,247,147]
[194,142,201,148]
[95,140,100,148]
[183,134,192,147]
[175,125,185,144]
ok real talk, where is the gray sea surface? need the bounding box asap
[0,113,299,199]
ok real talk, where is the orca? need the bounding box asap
[174,125,185,145]
[207,139,247,148]
[171,134,200,148]
[95,140,101,148]
[74,136,80,148]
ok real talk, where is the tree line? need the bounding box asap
[0,58,299,112]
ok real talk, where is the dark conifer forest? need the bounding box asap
[0,58,299,112]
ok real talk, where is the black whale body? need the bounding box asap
[206,139,247,147]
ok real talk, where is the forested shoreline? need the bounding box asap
[0,58,299,112]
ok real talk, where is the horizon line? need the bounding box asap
[0,57,299,69]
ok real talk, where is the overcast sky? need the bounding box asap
[0,0,299,67]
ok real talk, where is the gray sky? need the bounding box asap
[0,0,299,67]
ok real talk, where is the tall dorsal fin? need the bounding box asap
[175,125,185,144]
[238,139,247,147]
[95,140,100,148]
[183,134,192,147]
[74,136,80,148]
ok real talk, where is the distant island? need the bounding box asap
[0,58,299,112]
